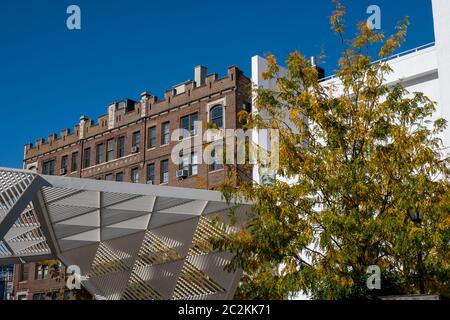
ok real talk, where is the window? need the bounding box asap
[148,126,157,149]
[180,152,198,176]
[210,105,223,128]
[131,168,140,183]
[161,160,169,184]
[209,148,224,172]
[42,160,55,175]
[161,122,170,145]
[61,156,68,173]
[240,102,252,125]
[71,152,78,172]
[33,293,48,301]
[96,143,104,165]
[147,164,155,184]
[116,172,124,182]
[117,136,125,158]
[20,264,29,282]
[191,153,199,176]
[180,113,198,139]
[106,139,115,162]
[105,173,113,181]
[83,148,91,169]
[132,131,141,151]
[64,290,74,300]
[35,264,48,280]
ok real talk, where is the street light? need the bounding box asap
[408,207,425,294]
[408,208,422,223]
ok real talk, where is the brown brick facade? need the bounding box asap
[14,65,251,299]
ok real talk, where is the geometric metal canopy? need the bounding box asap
[0,168,250,300]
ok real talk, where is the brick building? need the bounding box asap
[13,64,252,299]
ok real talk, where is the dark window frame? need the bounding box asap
[179,152,198,177]
[20,264,29,282]
[117,136,125,158]
[148,126,157,149]
[180,113,198,139]
[61,155,68,172]
[132,131,141,150]
[146,163,155,184]
[210,105,224,128]
[131,167,140,183]
[161,122,170,146]
[83,148,91,169]
[35,264,48,280]
[71,152,78,172]
[115,172,124,182]
[106,139,115,162]
[209,147,224,172]
[42,160,55,175]
[160,159,169,184]
[96,143,105,165]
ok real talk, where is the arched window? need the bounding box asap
[210,105,223,128]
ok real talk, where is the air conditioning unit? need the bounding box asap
[176,170,189,179]
[146,180,153,185]
[60,168,67,175]
[131,146,140,153]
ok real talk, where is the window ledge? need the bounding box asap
[179,134,199,141]
[81,154,136,171]
[179,174,198,180]
[209,168,225,174]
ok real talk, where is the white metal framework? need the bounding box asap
[0,168,250,300]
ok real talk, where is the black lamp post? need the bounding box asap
[408,208,425,294]
[408,208,422,223]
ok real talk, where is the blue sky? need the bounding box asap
[0,0,435,168]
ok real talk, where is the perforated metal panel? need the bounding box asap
[0,168,250,300]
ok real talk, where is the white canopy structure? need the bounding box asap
[0,168,250,300]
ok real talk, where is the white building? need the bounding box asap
[252,0,450,185]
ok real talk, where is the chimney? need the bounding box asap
[79,116,89,139]
[310,56,325,79]
[140,92,152,118]
[140,91,152,100]
[194,66,207,87]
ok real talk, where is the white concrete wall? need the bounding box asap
[251,56,289,184]
[432,0,450,153]
[322,46,439,99]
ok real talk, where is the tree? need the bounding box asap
[217,1,450,299]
